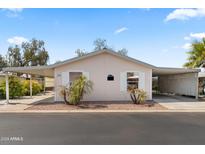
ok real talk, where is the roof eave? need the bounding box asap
[50,49,157,69]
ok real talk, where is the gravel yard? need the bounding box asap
[26,101,166,110]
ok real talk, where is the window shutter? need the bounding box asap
[139,72,145,90]
[62,71,69,87]
[120,72,127,92]
[83,72,89,80]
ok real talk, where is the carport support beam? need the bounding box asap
[30,75,32,98]
[196,73,199,99]
[5,73,9,104]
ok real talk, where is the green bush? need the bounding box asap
[22,80,42,96]
[0,76,43,99]
[68,76,93,105]
[0,87,5,99]
[61,75,93,105]
[0,76,24,99]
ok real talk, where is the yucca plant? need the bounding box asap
[128,87,147,104]
[61,75,93,105]
[60,85,70,104]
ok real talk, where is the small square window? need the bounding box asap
[107,74,114,81]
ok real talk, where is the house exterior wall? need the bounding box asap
[54,52,152,102]
[158,73,198,98]
[45,77,54,88]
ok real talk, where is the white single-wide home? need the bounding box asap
[3,49,200,102]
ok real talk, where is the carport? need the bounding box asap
[153,67,200,99]
[2,66,54,104]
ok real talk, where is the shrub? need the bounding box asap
[22,80,42,96]
[0,87,5,99]
[60,85,70,104]
[0,76,24,99]
[61,75,93,105]
[128,87,147,104]
[0,77,43,99]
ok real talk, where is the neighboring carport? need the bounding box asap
[153,67,200,99]
[2,66,54,104]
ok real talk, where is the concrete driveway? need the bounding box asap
[154,95,205,110]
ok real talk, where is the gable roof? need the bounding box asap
[50,49,157,69]
[3,49,200,77]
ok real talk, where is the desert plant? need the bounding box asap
[22,80,42,96]
[128,87,147,104]
[0,76,24,99]
[60,85,70,104]
[61,75,93,105]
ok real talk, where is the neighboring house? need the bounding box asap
[44,77,54,91]
[3,49,200,102]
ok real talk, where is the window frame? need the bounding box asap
[126,72,139,91]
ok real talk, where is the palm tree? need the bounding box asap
[61,75,93,105]
[184,38,205,68]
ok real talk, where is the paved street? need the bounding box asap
[0,113,205,144]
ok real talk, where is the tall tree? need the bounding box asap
[93,38,108,51]
[37,50,49,65]
[184,38,205,68]
[0,54,7,71]
[75,49,87,57]
[118,48,128,56]
[7,45,23,67]
[22,38,49,66]
[74,38,128,57]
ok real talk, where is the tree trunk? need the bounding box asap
[63,90,70,105]
[130,93,137,104]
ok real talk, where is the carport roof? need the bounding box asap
[153,67,200,76]
[3,66,54,77]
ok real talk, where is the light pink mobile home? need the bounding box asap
[3,49,200,102]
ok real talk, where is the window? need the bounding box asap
[127,72,139,90]
[107,74,114,81]
[69,72,82,86]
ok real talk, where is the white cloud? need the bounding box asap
[165,8,205,22]
[182,32,205,50]
[184,32,205,41]
[1,8,23,17]
[182,43,192,50]
[190,32,205,39]
[114,27,128,34]
[7,36,28,45]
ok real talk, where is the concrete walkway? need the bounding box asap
[154,95,205,110]
[0,92,54,111]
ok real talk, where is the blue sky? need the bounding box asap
[0,8,205,67]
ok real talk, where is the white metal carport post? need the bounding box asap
[5,73,9,104]
[196,72,199,99]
